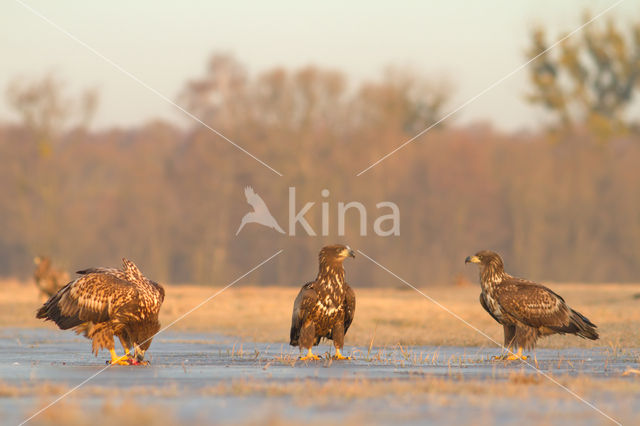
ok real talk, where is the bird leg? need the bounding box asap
[494,347,528,361]
[116,335,135,364]
[332,348,351,360]
[491,345,513,360]
[108,348,133,365]
[299,348,321,361]
[118,336,133,359]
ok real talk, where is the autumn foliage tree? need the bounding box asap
[1,51,640,286]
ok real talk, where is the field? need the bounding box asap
[2,280,640,425]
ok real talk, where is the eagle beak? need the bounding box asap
[342,246,355,258]
[465,255,481,264]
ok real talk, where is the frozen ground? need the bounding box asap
[1,328,639,425]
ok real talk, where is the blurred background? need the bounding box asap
[1,1,640,287]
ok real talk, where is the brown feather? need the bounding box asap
[289,245,356,351]
[37,258,164,361]
[468,250,598,351]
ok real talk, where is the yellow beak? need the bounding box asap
[341,248,356,258]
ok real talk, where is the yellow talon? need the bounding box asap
[504,354,528,361]
[494,348,528,361]
[333,348,351,360]
[109,348,132,365]
[300,348,321,361]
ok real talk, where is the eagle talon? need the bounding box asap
[332,349,351,360]
[504,354,528,361]
[300,349,321,361]
[491,354,510,361]
[300,355,321,361]
[108,349,134,365]
[108,358,134,366]
[332,355,351,360]
[492,348,528,361]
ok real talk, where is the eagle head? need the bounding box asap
[465,250,505,279]
[465,250,503,265]
[132,339,154,365]
[320,244,355,263]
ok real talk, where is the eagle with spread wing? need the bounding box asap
[465,250,598,360]
[290,244,356,360]
[36,258,164,365]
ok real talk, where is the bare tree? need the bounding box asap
[6,74,70,156]
[6,73,99,156]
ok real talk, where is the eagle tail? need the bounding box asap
[558,309,599,340]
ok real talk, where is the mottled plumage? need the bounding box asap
[33,256,69,300]
[290,245,356,360]
[36,258,164,365]
[466,250,598,359]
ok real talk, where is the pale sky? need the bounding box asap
[1,0,637,132]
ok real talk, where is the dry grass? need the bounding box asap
[3,279,640,348]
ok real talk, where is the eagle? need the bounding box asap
[33,256,69,300]
[465,250,598,360]
[290,244,356,360]
[36,258,164,365]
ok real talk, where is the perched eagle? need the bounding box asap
[290,244,356,360]
[465,250,598,360]
[33,256,69,300]
[36,258,164,365]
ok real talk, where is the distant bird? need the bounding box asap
[33,256,69,300]
[465,250,598,360]
[36,258,164,365]
[290,244,356,360]
[236,186,285,235]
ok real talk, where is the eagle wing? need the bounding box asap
[289,282,318,346]
[494,278,570,329]
[37,273,139,330]
[479,292,502,324]
[343,282,356,334]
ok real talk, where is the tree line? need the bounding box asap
[1,16,639,286]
